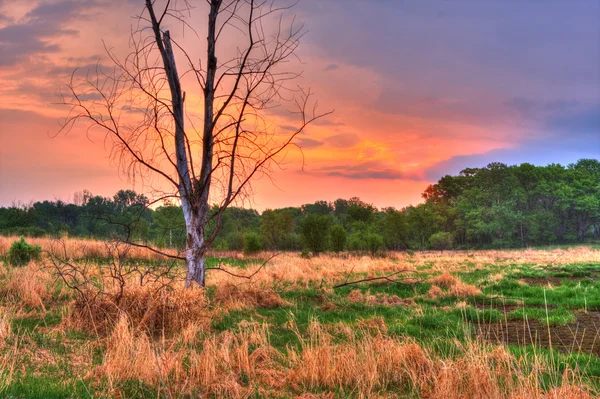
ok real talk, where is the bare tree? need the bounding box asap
[60,0,329,287]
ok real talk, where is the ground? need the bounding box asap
[0,236,599,398]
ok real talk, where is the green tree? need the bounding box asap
[152,206,185,248]
[260,209,295,250]
[329,224,347,253]
[429,232,454,251]
[364,232,384,256]
[300,214,332,255]
[243,232,263,255]
[406,204,443,250]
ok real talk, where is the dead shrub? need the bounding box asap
[70,284,210,336]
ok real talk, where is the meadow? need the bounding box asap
[0,236,599,398]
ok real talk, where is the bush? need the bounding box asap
[329,224,347,253]
[8,237,41,267]
[243,232,263,255]
[430,232,454,251]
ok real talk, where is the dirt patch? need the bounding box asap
[521,276,566,286]
[474,302,557,312]
[476,311,600,356]
[474,303,521,313]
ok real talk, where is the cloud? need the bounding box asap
[323,132,360,148]
[0,1,96,67]
[545,104,600,134]
[312,119,346,127]
[324,63,338,71]
[316,161,422,181]
[422,105,600,181]
[504,97,583,120]
[296,137,323,149]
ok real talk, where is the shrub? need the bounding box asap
[8,237,41,267]
[329,224,347,253]
[243,232,263,255]
[429,232,454,251]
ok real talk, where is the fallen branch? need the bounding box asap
[205,253,279,280]
[333,270,423,288]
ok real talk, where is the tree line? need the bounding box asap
[1,159,598,253]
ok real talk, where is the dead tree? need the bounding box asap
[60,0,328,287]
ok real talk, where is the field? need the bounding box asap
[0,236,599,398]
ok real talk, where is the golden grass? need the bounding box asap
[213,283,291,310]
[95,316,596,399]
[346,289,417,307]
[0,263,53,310]
[69,282,212,336]
[1,237,599,398]
[208,247,600,288]
[0,235,179,262]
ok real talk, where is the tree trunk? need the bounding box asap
[185,251,205,288]
[183,212,206,288]
[180,195,207,288]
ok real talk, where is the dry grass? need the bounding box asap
[206,247,600,289]
[213,283,291,311]
[0,235,179,262]
[427,272,482,299]
[346,289,417,307]
[69,282,211,336]
[96,317,595,398]
[1,237,599,398]
[428,272,457,287]
[0,263,54,310]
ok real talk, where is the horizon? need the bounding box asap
[2,157,597,213]
[1,0,599,209]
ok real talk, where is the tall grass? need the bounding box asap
[0,237,598,397]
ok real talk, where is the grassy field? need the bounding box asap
[0,236,599,398]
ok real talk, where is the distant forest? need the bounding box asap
[2,159,599,251]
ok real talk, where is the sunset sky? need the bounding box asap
[0,0,599,210]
